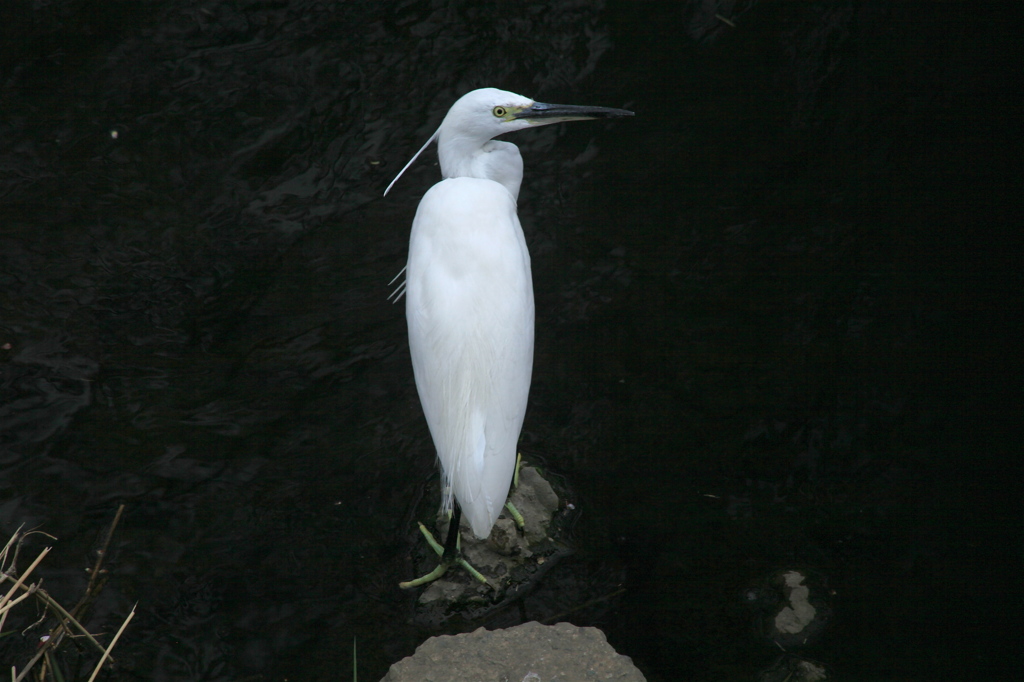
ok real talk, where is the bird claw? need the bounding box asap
[399,522,493,590]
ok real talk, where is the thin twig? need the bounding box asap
[72,504,125,620]
[35,587,109,655]
[0,525,24,566]
[2,574,109,656]
[86,602,135,682]
[0,546,49,604]
[0,546,50,632]
[0,587,35,618]
[4,508,131,681]
[1,528,57,580]
[37,503,128,663]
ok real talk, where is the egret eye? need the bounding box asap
[492,106,507,118]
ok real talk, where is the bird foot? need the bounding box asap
[399,522,493,590]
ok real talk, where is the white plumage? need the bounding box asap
[407,176,534,538]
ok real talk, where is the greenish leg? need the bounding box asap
[398,523,449,588]
[399,519,492,589]
[504,452,526,530]
[504,501,525,529]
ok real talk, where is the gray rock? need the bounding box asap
[380,621,646,682]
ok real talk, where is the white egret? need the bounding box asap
[387,88,633,588]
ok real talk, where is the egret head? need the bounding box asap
[442,87,633,138]
[384,88,633,196]
[438,88,539,145]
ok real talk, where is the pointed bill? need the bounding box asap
[513,101,634,125]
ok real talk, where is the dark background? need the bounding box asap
[1,0,1019,679]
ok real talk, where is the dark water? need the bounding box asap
[1,1,1018,680]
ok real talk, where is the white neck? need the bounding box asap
[438,132,524,200]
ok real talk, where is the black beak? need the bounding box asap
[514,101,635,123]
